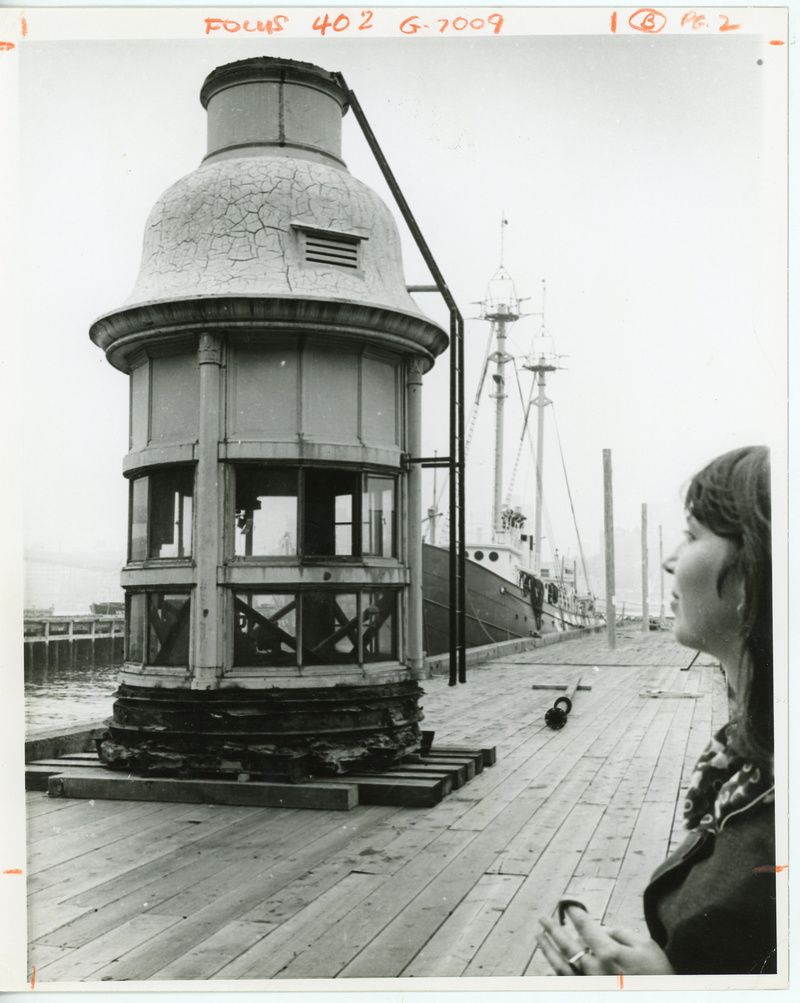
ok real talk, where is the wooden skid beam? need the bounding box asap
[362,770,453,797]
[29,758,99,768]
[530,684,593,693]
[24,724,102,764]
[431,744,497,766]
[46,770,358,811]
[319,775,446,808]
[25,765,67,792]
[419,755,478,779]
[398,762,468,788]
[30,743,492,810]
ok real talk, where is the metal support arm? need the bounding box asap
[335,73,466,686]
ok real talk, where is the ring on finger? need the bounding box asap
[567,948,590,974]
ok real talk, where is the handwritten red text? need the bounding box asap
[400,12,504,35]
[611,9,743,34]
[204,16,288,35]
[312,10,374,34]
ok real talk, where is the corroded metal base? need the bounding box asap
[96,680,424,777]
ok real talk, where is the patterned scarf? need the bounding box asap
[683,724,774,833]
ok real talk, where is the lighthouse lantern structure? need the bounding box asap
[90,58,448,776]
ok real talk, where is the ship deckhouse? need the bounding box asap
[90,57,448,775]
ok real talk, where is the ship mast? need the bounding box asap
[523,280,558,574]
[482,227,520,539]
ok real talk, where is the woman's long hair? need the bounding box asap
[684,446,772,763]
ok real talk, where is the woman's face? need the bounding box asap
[664,513,744,672]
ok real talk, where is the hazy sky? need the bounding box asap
[14,24,787,595]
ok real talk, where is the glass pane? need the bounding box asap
[146,593,190,666]
[303,469,358,557]
[235,467,298,557]
[362,476,395,557]
[233,593,298,667]
[129,476,149,561]
[126,592,146,662]
[149,468,194,558]
[362,590,397,662]
[302,591,359,664]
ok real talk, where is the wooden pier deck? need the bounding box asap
[26,628,727,984]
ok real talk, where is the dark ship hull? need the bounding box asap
[422,543,595,656]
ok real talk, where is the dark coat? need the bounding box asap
[643,794,776,975]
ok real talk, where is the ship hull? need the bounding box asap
[422,544,593,656]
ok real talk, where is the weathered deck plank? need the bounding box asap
[81,805,397,981]
[29,801,180,872]
[335,788,558,978]
[215,871,387,979]
[272,826,478,979]
[37,809,343,950]
[37,914,182,982]
[152,919,279,980]
[401,871,524,976]
[26,629,728,983]
[28,803,259,901]
[463,802,606,977]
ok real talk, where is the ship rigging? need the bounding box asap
[421,237,600,655]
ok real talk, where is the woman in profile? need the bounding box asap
[538,446,776,975]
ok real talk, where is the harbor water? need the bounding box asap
[25,655,119,733]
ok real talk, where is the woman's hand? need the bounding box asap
[537,906,674,976]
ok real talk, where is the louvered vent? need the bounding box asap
[302,231,361,270]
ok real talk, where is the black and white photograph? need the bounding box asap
[1,4,789,990]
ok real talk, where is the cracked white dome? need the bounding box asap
[123,57,426,320]
[126,153,425,317]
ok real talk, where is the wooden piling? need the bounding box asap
[659,523,666,627]
[641,502,649,633]
[603,449,616,650]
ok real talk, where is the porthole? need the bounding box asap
[489,551,499,561]
[474,550,484,560]
[464,551,470,558]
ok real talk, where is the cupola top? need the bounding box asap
[200,56,349,168]
[89,57,449,371]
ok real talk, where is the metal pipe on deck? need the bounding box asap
[544,673,584,729]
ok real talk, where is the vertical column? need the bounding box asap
[192,332,224,689]
[641,502,649,633]
[406,358,424,673]
[659,523,665,627]
[603,448,616,650]
[533,370,547,574]
[491,319,506,536]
